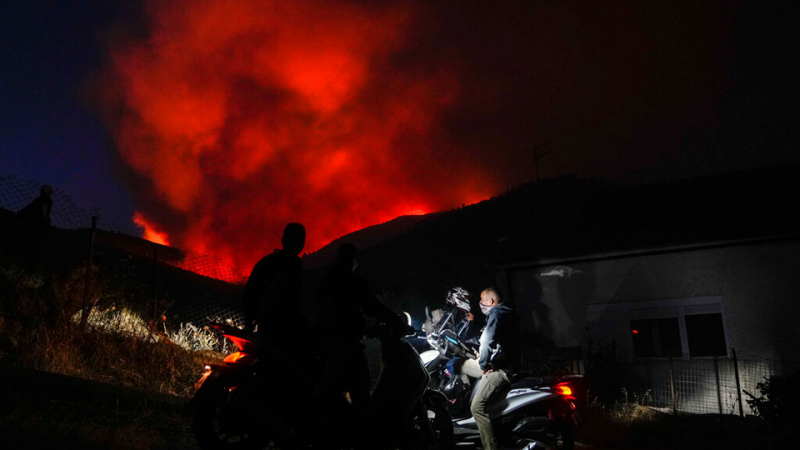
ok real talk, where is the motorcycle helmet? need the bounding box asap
[446,287,471,311]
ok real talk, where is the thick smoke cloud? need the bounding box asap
[95,0,741,274]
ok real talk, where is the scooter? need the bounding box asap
[189,321,454,450]
[419,313,582,450]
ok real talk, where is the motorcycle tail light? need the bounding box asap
[555,384,572,396]
[555,382,576,400]
[223,351,247,364]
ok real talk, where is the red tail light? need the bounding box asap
[555,384,572,396]
[555,382,576,400]
[223,351,247,364]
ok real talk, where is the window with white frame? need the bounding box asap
[684,312,727,357]
[631,317,682,358]
[589,297,729,359]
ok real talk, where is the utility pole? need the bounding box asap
[532,145,552,182]
[79,216,97,330]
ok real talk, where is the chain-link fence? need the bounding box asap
[0,174,116,231]
[595,350,798,416]
[0,174,246,329]
[0,174,246,280]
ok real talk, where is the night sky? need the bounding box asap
[1,0,797,272]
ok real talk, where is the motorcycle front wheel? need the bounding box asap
[192,384,273,450]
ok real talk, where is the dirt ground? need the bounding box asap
[1,366,795,450]
[0,387,197,450]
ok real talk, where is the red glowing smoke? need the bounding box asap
[96,0,498,274]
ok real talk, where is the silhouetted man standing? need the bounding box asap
[315,243,402,422]
[242,223,306,345]
[17,184,53,266]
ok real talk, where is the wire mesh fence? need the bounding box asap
[0,174,114,231]
[0,173,247,329]
[0,174,246,281]
[602,351,798,416]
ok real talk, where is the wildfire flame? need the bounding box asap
[133,212,170,246]
[95,0,498,274]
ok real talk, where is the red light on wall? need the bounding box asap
[632,329,639,334]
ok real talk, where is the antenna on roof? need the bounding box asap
[532,145,553,182]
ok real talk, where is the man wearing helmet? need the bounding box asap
[423,287,475,338]
[423,287,482,394]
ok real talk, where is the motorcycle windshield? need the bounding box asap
[371,339,430,416]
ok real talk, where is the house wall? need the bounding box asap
[504,239,800,366]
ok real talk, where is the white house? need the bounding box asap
[495,165,800,414]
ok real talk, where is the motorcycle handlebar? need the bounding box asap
[428,332,478,359]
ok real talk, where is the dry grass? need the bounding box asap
[165,321,235,354]
[75,306,157,341]
[0,258,237,399]
[1,305,228,398]
[578,389,661,447]
[74,306,235,354]
[575,389,793,450]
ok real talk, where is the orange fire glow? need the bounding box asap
[96,0,497,276]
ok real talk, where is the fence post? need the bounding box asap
[714,356,723,414]
[78,216,97,330]
[152,244,158,322]
[669,355,677,415]
[732,347,745,417]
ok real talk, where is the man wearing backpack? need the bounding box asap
[241,223,306,341]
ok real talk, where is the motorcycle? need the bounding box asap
[417,308,582,450]
[189,320,454,450]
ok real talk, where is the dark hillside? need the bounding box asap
[304,175,619,318]
[302,213,439,270]
[304,163,800,319]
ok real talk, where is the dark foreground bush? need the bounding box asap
[745,370,800,423]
